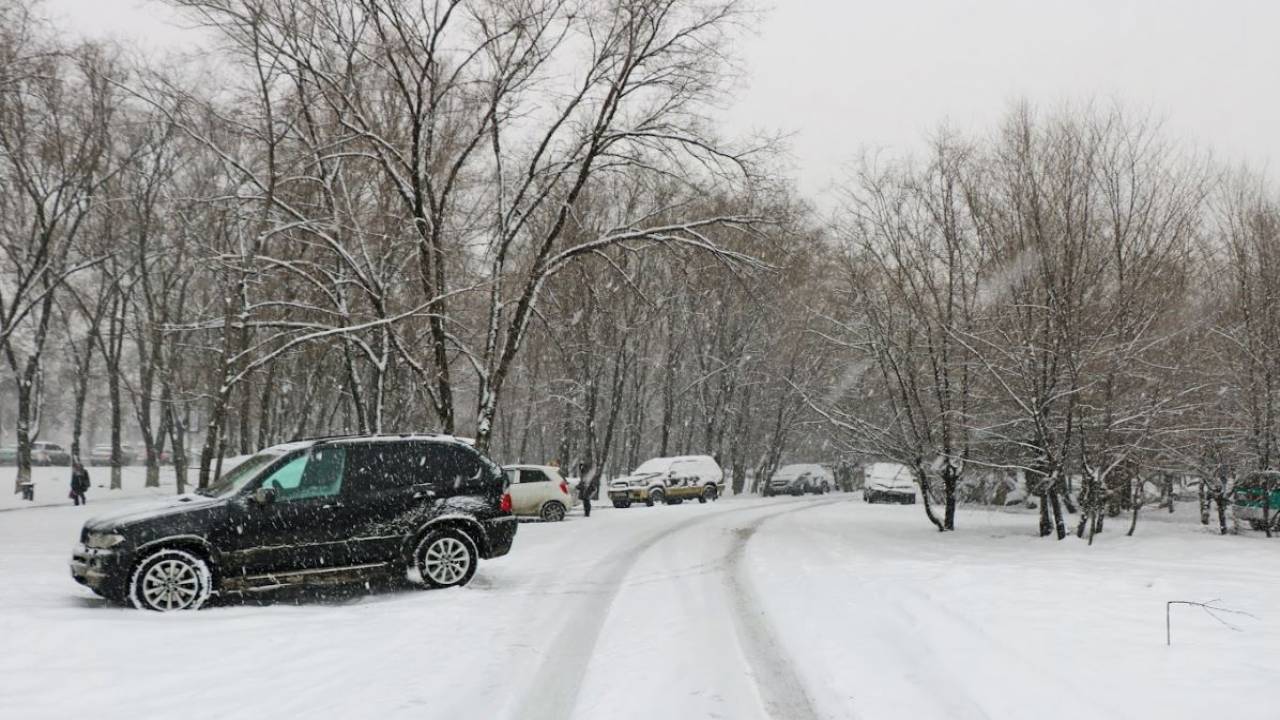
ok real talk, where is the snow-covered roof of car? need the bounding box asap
[865,462,916,491]
[262,434,475,455]
[630,455,722,479]
[773,463,831,480]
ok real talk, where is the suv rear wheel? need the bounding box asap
[647,489,665,506]
[128,548,212,612]
[415,530,478,589]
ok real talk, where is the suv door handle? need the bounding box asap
[322,502,344,509]
[411,483,436,499]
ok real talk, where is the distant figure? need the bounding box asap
[578,462,595,518]
[70,463,90,506]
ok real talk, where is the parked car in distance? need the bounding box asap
[863,462,918,504]
[0,447,16,466]
[608,455,724,508]
[89,444,138,467]
[1235,471,1280,532]
[764,463,833,497]
[504,464,576,521]
[31,441,71,466]
[70,434,516,611]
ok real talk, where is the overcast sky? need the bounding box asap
[44,0,1280,205]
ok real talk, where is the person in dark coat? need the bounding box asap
[578,462,595,518]
[70,462,90,506]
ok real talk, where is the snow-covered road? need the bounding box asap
[1,490,1275,720]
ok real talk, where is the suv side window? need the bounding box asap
[261,448,346,501]
[343,442,434,496]
[430,445,487,494]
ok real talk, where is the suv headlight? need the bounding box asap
[86,532,126,549]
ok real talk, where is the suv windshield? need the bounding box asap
[199,452,284,498]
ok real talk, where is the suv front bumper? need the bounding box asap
[69,544,129,598]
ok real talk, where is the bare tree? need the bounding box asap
[0,25,127,492]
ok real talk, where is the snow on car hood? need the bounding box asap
[84,493,220,532]
[771,464,830,484]
[611,472,662,487]
[865,463,917,492]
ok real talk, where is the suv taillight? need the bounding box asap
[560,480,570,495]
[500,492,512,513]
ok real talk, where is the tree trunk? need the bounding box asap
[169,401,189,495]
[1214,489,1229,535]
[1038,490,1053,537]
[256,364,276,450]
[13,375,34,494]
[942,465,958,531]
[1198,479,1210,525]
[916,465,946,532]
[1049,485,1067,540]
[1126,477,1141,537]
[237,376,253,456]
[198,386,230,489]
[108,356,123,491]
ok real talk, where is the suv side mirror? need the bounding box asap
[252,487,277,506]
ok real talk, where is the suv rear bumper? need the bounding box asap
[482,516,517,559]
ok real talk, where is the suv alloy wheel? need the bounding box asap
[128,548,212,612]
[414,529,478,589]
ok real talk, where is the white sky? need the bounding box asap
[44,0,1280,205]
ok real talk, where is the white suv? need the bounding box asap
[504,465,576,521]
[607,455,724,508]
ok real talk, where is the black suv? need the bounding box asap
[70,435,516,611]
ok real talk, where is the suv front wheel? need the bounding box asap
[414,530,478,589]
[128,548,212,612]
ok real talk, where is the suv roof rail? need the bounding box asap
[291,432,365,444]
[292,431,446,445]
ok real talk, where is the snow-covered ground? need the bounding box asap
[1,488,1274,720]
[0,464,226,511]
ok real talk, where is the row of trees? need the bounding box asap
[4,1,1278,541]
[2,0,834,497]
[824,105,1280,538]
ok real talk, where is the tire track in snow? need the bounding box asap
[725,503,833,720]
[512,497,841,720]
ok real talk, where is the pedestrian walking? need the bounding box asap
[578,462,596,518]
[70,462,90,506]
